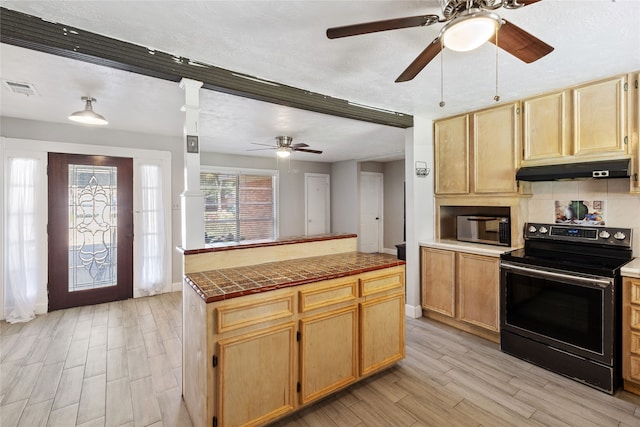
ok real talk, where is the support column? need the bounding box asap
[180,78,205,250]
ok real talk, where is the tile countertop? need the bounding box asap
[419,239,522,258]
[184,252,405,303]
[622,258,640,279]
[178,233,357,255]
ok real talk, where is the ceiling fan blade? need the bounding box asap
[518,0,543,6]
[395,38,442,83]
[291,143,309,148]
[250,142,277,147]
[246,147,276,151]
[294,148,323,154]
[489,20,553,63]
[327,14,440,39]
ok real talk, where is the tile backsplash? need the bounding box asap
[527,179,640,256]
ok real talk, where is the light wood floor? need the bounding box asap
[2,292,640,427]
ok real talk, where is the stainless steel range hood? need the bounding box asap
[515,159,631,182]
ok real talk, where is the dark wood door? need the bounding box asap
[48,153,133,310]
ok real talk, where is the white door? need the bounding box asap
[359,172,383,253]
[305,173,330,235]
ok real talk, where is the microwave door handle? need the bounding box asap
[467,217,499,221]
[501,262,612,288]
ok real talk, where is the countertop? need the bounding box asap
[184,252,405,303]
[178,233,357,255]
[419,239,522,258]
[622,258,640,279]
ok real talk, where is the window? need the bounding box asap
[200,169,276,244]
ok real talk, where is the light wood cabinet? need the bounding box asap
[623,276,640,395]
[420,247,455,317]
[434,103,520,196]
[420,246,499,341]
[522,74,629,165]
[522,90,569,162]
[434,114,469,195]
[217,322,296,427]
[359,269,406,376]
[457,252,499,332]
[573,75,627,156]
[631,72,639,192]
[183,265,405,427]
[473,103,520,194]
[298,277,358,405]
[299,306,358,404]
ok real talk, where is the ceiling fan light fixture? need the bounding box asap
[276,147,291,158]
[69,96,108,126]
[441,10,502,52]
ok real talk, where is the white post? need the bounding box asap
[179,78,205,250]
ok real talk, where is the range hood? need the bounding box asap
[516,159,631,182]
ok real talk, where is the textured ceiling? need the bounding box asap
[1,1,639,162]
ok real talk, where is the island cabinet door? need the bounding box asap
[359,292,405,376]
[299,306,358,404]
[215,322,296,427]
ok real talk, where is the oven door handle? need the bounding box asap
[500,262,612,288]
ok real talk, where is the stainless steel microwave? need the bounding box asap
[456,216,510,246]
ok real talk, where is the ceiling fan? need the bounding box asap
[248,136,323,158]
[326,0,554,82]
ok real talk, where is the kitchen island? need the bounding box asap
[180,235,406,427]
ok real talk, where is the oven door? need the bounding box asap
[500,261,616,365]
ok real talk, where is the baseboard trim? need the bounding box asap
[383,247,398,256]
[171,281,182,293]
[405,304,422,319]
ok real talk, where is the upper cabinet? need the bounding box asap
[522,75,629,165]
[473,102,520,194]
[434,102,520,196]
[574,75,627,156]
[434,114,469,195]
[522,90,569,162]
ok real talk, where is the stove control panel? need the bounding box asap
[525,223,632,248]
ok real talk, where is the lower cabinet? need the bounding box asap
[183,265,405,427]
[623,276,640,395]
[420,246,500,340]
[217,323,296,426]
[299,305,358,404]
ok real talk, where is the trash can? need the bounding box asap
[395,243,406,261]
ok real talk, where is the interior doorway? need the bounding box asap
[305,173,330,235]
[48,153,133,310]
[359,172,383,253]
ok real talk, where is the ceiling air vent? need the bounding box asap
[2,80,38,96]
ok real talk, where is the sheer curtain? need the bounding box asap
[135,164,167,295]
[5,157,41,323]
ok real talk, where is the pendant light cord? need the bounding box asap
[439,39,445,108]
[494,27,500,102]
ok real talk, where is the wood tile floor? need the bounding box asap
[1,292,640,427]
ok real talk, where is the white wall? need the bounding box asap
[406,118,435,318]
[527,179,640,256]
[199,152,332,237]
[331,160,359,234]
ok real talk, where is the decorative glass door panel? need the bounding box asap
[68,164,118,291]
[49,153,133,310]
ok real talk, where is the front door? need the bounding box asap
[48,153,133,310]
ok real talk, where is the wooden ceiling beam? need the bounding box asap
[0,7,413,128]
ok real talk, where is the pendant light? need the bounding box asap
[68,96,108,126]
